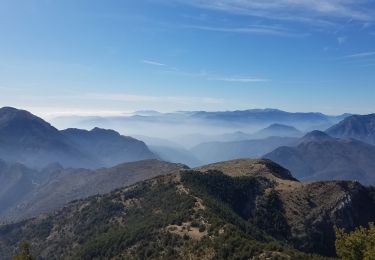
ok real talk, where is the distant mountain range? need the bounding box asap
[186,123,302,165]
[264,130,375,184]
[191,109,347,126]
[174,123,303,147]
[1,107,374,184]
[50,108,349,145]
[1,159,374,259]
[190,114,375,183]
[0,107,157,168]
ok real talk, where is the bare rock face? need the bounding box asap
[277,180,375,255]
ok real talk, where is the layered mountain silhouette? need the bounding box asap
[264,130,375,184]
[0,107,157,168]
[1,159,374,259]
[191,136,298,165]
[136,124,303,166]
[326,114,375,145]
[192,109,345,126]
[51,109,348,145]
[207,124,302,143]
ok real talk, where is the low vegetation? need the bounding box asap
[335,223,375,260]
[12,241,34,260]
[0,170,332,259]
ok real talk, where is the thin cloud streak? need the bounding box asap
[343,51,375,58]
[142,60,166,66]
[160,68,270,84]
[208,77,269,83]
[152,62,270,84]
[174,0,374,23]
[184,25,309,37]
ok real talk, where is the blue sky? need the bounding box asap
[0,0,374,117]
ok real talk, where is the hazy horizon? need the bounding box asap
[0,106,355,121]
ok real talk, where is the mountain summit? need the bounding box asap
[61,127,157,167]
[0,107,94,168]
[299,130,334,143]
[252,123,302,139]
[0,107,157,168]
[326,114,375,145]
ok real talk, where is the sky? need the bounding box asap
[0,0,375,117]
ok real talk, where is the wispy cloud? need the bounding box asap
[174,0,374,23]
[184,24,308,37]
[148,61,270,84]
[343,51,375,59]
[141,57,270,85]
[208,76,269,83]
[160,68,269,84]
[142,60,166,66]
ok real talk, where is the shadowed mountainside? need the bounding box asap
[0,107,96,168]
[0,160,186,222]
[326,114,375,145]
[0,107,157,168]
[264,131,375,184]
[61,127,157,167]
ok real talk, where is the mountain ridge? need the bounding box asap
[0,159,374,259]
[61,127,157,167]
